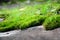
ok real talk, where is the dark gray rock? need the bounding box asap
[0,26,60,40]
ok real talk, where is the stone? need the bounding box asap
[0,26,60,40]
[0,18,4,22]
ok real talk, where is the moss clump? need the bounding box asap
[43,15,60,30]
[0,14,46,32]
[19,15,46,30]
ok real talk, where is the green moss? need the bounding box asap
[43,15,60,30]
[19,15,46,30]
[0,3,60,32]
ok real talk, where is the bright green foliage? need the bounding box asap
[0,2,60,32]
[0,5,46,32]
[43,15,60,30]
[19,15,46,29]
[0,14,46,32]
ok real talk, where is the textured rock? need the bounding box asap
[0,26,60,40]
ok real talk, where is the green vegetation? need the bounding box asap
[0,0,60,32]
[43,15,60,30]
[0,5,46,32]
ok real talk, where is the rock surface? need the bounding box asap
[0,26,60,40]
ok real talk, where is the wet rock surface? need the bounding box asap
[0,26,60,40]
